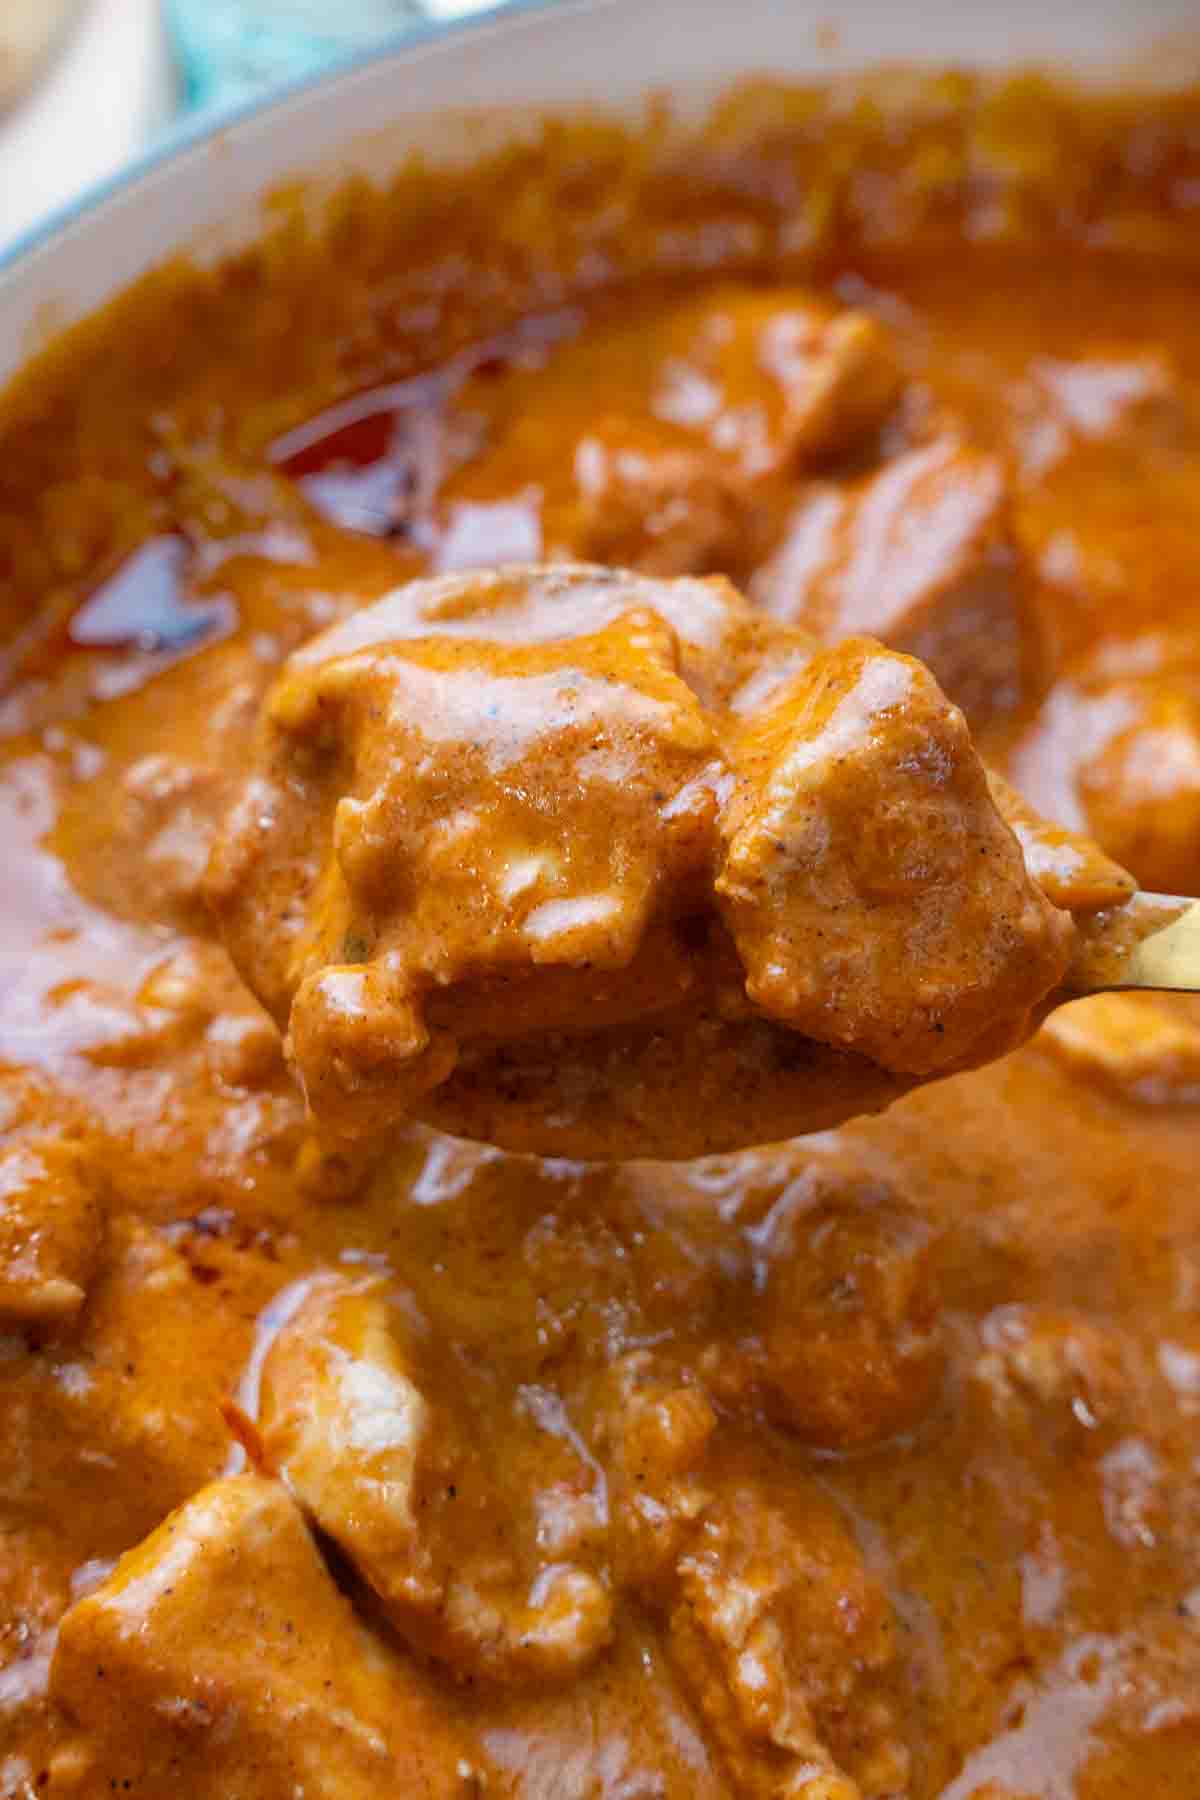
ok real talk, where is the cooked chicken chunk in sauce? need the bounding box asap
[50,1474,478,1798]
[753,441,1037,729]
[254,1276,614,1688]
[208,564,1132,1157]
[435,286,903,578]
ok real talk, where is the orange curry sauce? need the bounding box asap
[0,73,1199,1799]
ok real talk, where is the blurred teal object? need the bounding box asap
[166,0,430,110]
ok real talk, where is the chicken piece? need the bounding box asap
[0,1136,104,1329]
[593,1357,720,1595]
[1010,634,1200,896]
[754,442,1036,728]
[1039,992,1200,1105]
[207,563,1124,1159]
[755,1196,943,1450]
[0,1219,267,1568]
[669,1486,909,1799]
[641,284,903,474]
[1013,350,1194,475]
[972,1303,1140,1453]
[716,636,1073,1075]
[256,1277,613,1688]
[255,1278,438,1615]
[592,1356,911,1798]
[707,1169,945,1450]
[49,1473,478,1800]
[969,1305,1175,1556]
[436,285,903,577]
[984,769,1136,914]
[1077,675,1200,895]
[209,570,734,1141]
[438,416,744,580]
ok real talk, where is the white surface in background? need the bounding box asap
[420,0,498,15]
[0,0,498,256]
[0,0,177,254]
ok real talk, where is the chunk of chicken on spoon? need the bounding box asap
[207,565,1195,1160]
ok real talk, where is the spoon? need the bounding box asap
[207,561,1200,1160]
[1066,892,1200,995]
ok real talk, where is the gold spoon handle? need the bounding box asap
[1065,892,1200,994]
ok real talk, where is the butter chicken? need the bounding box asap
[1,69,1199,1800]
